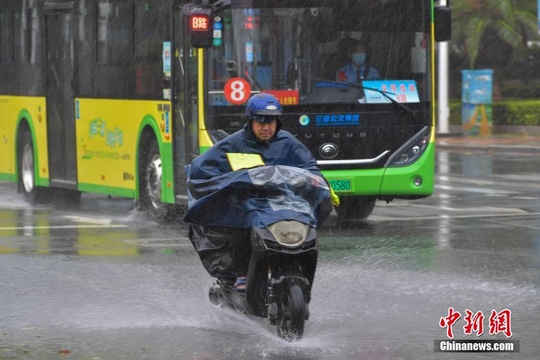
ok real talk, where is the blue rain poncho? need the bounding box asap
[183,125,330,228]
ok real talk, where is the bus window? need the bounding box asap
[0,9,14,63]
[97,1,131,64]
[206,3,431,106]
[199,0,440,221]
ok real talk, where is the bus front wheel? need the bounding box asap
[335,196,377,221]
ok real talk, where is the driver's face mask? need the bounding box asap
[352,53,366,66]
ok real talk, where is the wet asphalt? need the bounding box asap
[1,143,539,359]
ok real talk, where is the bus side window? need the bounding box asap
[0,9,14,64]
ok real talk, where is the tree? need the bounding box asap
[451,0,537,69]
[512,0,536,15]
[450,0,538,70]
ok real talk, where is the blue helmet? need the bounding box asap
[245,93,282,122]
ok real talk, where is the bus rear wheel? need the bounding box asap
[140,139,174,222]
[335,196,377,221]
[18,130,48,203]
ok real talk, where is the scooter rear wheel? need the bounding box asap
[276,284,305,341]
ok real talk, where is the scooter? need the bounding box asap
[208,217,318,341]
[185,165,329,341]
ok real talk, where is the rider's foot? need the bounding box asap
[234,276,247,292]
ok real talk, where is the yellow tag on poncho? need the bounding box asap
[226,153,265,171]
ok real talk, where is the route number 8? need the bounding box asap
[224,78,251,105]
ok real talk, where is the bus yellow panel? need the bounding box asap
[0,96,49,183]
[75,98,172,195]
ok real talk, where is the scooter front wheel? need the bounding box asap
[276,283,305,341]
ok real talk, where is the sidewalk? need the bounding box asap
[436,133,540,153]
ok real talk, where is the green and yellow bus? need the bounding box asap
[0,0,450,222]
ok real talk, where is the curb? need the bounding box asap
[436,141,540,154]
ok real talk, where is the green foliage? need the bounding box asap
[450,0,538,69]
[501,81,540,98]
[449,100,540,126]
[492,101,540,125]
[448,2,540,103]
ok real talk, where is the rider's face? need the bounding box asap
[252,119,277,141]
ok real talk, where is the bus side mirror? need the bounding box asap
[186,6,214,48]
[434,6,451,42]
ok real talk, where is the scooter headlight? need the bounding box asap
[268,221,309,248]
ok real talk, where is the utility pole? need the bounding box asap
[437,0,450,134]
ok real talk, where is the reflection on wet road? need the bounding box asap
[1,148,539,359]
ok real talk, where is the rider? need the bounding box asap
[187,93,324,178]
[186,93,335,291]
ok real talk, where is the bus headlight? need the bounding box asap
[268,221,309,248]
[385,127,430,167]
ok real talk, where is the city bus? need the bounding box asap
[0,0,451,222]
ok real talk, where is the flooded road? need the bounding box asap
[1,148,539,359]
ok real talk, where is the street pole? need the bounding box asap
[437,0,450,134]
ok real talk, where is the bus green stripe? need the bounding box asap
[0,173,17,182]
[323,142,435,196]
[78,183,135,199]
[380,142,435,195]
[199,145,212,154]
[160,142,175,204]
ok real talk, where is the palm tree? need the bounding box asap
[451,0,538,70]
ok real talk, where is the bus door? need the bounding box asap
[171,3,198,201]
[44,4,77,188]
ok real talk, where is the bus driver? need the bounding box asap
[337,39,379,82]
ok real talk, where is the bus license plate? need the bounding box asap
[329,179,352,193]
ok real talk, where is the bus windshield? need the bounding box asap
[208,0,431,106]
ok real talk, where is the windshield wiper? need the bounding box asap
[312,78,417,119]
